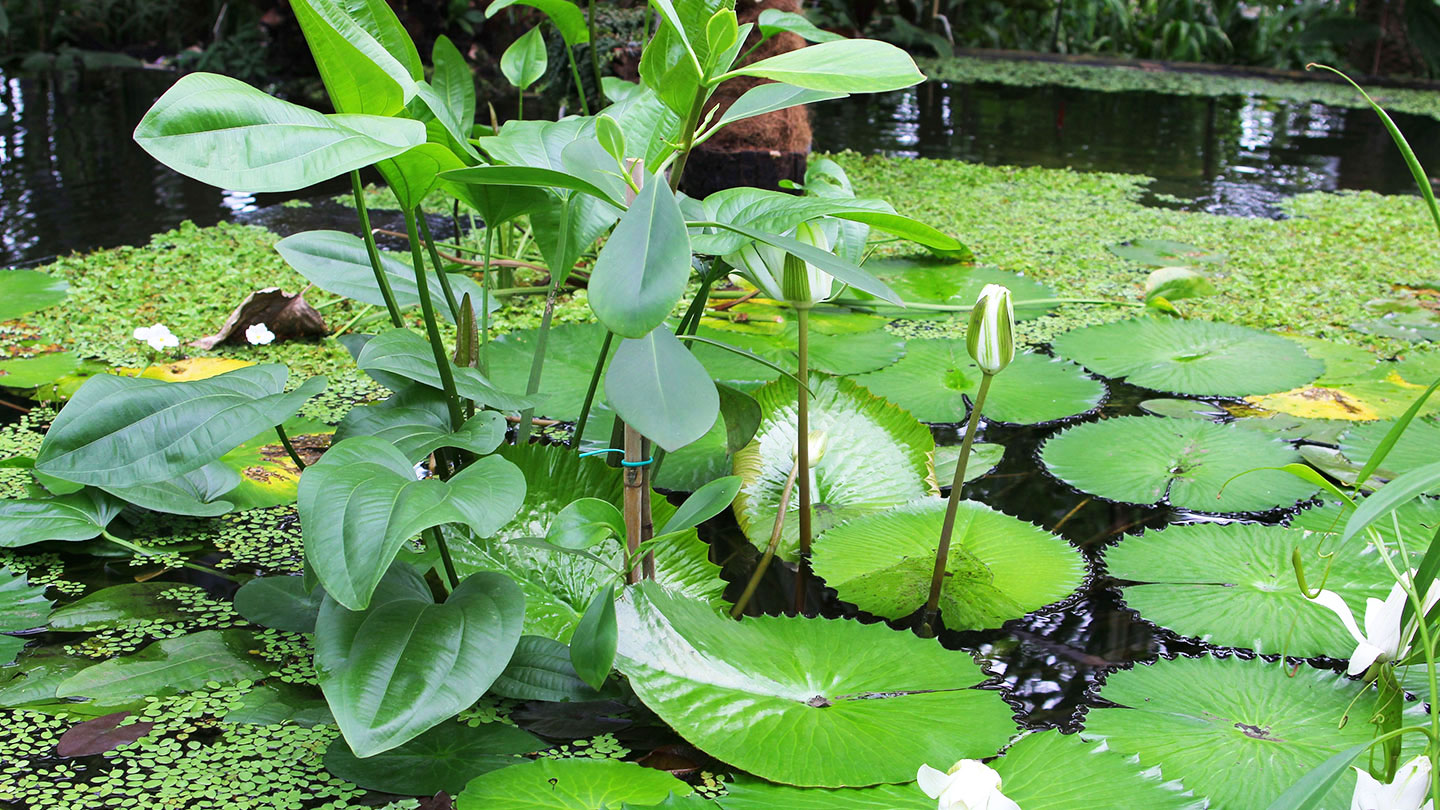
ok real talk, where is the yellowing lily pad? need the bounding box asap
[218,418,333,510]
[138,357,255,382]
[1244,340,1440,421]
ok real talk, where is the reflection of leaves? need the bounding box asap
[190,287,328,349]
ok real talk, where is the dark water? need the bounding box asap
[810,80,1440,218]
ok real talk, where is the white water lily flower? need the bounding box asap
[1313,571,1440,676]
[917,760,1021,810]
[245,322,276,346]
[1352,754,1435,810]
[966,284,1015,376]
[729,219,840,307]
[132,323,178,351]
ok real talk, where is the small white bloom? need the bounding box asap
[245,322,276,346]
[1352,754,1434,810]
[917,760,1021,810]
[132,323,179,351]
[1313,571,1440,676]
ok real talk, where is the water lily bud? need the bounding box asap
[1352,754,1432,810]
[790,431,829,467]
[728,220,838,307]
[966,284,1015,376]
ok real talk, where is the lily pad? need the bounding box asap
[1105,523,1414,656]
[694,306,905,380]
[455,758,692,809]
[732,376,937,561]
[1051,319,1322,397]
[324,721,543,796]
[860,258,1057,320]
[1039,416,1318,512]
[1244,339,1440,421]
[55,629,265,701]
[450,444,725,640]
[1352,285,1440,342]
[993,729,1201,809]
[852,340,1105,424]
[48,582,206,632]
[933,443,1005,486]
[812,499,1085,630]
[1107,239,1225,267]
[0,270,68,321]
[484,323,610,421]
[1289,498,1440,549]
[218,417,334,510]
[0,348,80,390]
[1339,417,1440,491]
[1082,656,1424,809]
[615,583,1017,787]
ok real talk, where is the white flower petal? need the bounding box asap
[1353,765,1386,810]
[1392,755,1434,809]
[916,764,950,799]
[1313,589,1367,647]
[1348,641,1386,676]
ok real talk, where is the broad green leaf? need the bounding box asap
[1105,522,1415,656]
[314,564,526,756]
[49,582,208,632]
[323,720,541,795]
[692,189,964,258]
[343,0,423,78]
[441,164,625,209]
[616,583,1016,786]
[0,489,121,547]
[431,35,476,137]
[486,0,591,45]
[733,375,936,560]
[376,142,465,211]
[290,0,419,115]
[716,777,928,810]
[501,26,548,91]
[357,328,543,412]
[932,442,1004,485]
[99,461,240,517]
[604,326,719,452]
[0,270,67,322]
[637,19,704,117]
[1083,656,1423,809]
[862,259,1049,319]
[299,435,526,610]
[661,475,741,534]
[715,39,924,92]
[457,758,690,809]
[214,417,334,511]
[530,189,622,288]
[485,323,611,421]
[693,306,903,380]
[336,400,507,463]
[0,566,50,636]
[595,114,625,161]
[569,584,617,691]
[589,180,692,338]
[134,72,424,191]
[491,635,606,702]
[1340,460,1440,546]
[0,349,80,390]
[853,340,1105,424]
[233,576,324,634]
[1040,416,1319,512]
[715,82,847,130]
[993,730,1202,809]
[0,648,93,707]
[756,8,845,42]
[275,230,487,323]
[1051,318,1324,397]
[547,498,625,550]
[813,499,1085,630]
[56,629,265,701]
[34,365,325,487]
[698,220,901,304]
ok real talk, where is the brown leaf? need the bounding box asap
[637,744,701,776]
[416,792,454,810]
[56,712,155,757]
[189,287,327,349]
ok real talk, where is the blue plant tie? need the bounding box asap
[578,448,654,467]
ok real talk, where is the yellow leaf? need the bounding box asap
[138,357,254,382]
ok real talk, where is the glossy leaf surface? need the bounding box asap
[457,758,690,809]
[588,180,692,338]
[604,326,719,452]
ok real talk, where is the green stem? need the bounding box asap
[426,526,461,590]
[275,424,306,470]
[828,297,1143,312]
[921,372,994,634]
[793,306,812,617]
[565,42,591,115]
[351,171,404,328]
[417,212,462,323]
[732,457,800,619]
[572,330,615,451]
[668,86,710,193]
[333,303,376,337]
[516,92,524,122]
[480,226,495,376]
[516,282,559,444]
[403,206,465,432]
[101,532,241,583]
[587,0,603,105]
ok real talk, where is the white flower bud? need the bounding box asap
[966,284,1014,376]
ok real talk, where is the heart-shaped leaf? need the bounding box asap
[233,576,325,634]
[324,720,541,796]
[56,629,265,701]
[299,435,526,610]
[336,399,507,463]
[314,564,526,757]
[456,758,691,809]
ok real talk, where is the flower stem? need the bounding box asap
[480,226,495,376]
[402,206,465,432]
[668,86,710,194]
[793,306,812,617]
[350,171,404,328]
[565,42,590,115]
[426,526,461,590]
[921,372,994,635]
[732,457,800,619]
[417,213,462,323]
[515,280,558,445]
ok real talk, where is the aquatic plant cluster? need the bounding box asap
[2,1,1440,808]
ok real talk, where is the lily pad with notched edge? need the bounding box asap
[853,340,1105,424]
[1104,523,1417,657]
[1040,416,1318,512]
[455,758,692,809]
[858,258,1057,320]
[1244,339,1440,421]
[732,375,937,561]
[1288,498,1440,549]
[1082,656,1424,810]
[933,443,1004,486]
[615,583,1017,787]
[812,499,1085,630]
[1051,318,1322,397]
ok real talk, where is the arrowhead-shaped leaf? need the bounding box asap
[314,564,526,756]
[0,489,122,547]
[299,436,526,610]
[290,0,419,115]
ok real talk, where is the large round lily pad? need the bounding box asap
[812,499,1085,630]
[852,340,1105,424]
[1243,339,1440,421]
[861,258,1057,321]
[1105,523,1413,656]
[1039,416,1318,512]
[483,322,609,421]
[615,583,1017,787]
[693,305,904,384]
[1082,656,1424,809]
[456,758,692,809]
[1051,318,1322,396]
[733,376,937,561]
[1289,498,1440,549]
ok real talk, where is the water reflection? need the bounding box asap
[810,80,1440,218]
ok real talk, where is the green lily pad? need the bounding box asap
[1339,417,1440,492]
[455,758,692,809]
[450,444,725,640]
[1105,523,1414,656]
[1353,286,1440,342]
[860,258,1057,320]
[994,729,1201,809]
[853,340,1105,424]
[0,348,80,390]
[716,776,928,809]
[324,720,543,796]
[1138,397,1348,443]
[1289,498,1440,549]
[1040,416,1318,512]
[1244,339,1440,421]
[812,499,1085,630]
[1051,319,1322,397]
[484,322,610,421]
[615,583,1017,787]
[733,376,937,561]
[0,270,68,321]
[55,629,265,701]
[693,305,904,384]
[933,443,1005,485]
[1082,656,1424,809]
[48,582,207,632]
[1107,239,1225,267]
[218,417,334,510]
